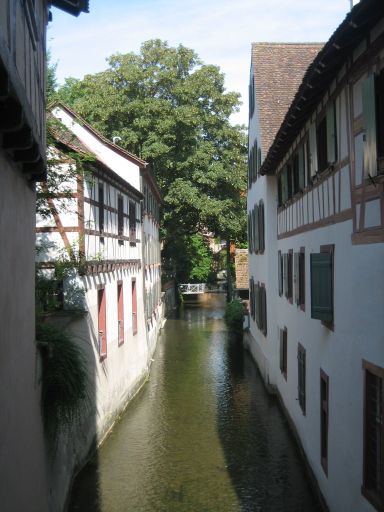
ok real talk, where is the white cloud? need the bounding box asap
[49,0,350,125]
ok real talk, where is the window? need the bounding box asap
[287,250,293,303]
[258,201,265,253]
[98,184,104,233]
[297,344,306,415]
[363,69,384,176]
[279,328,287,380]
[117,282,124,346]
[278,250,283,296]
[311,245,334,324]
[317,102,337,174]
[98,287,107,359]
[256,283,267,335]
[287,163,293,199]
[132,278,137,335]
[320,369,329,475]
[249,277,254,320]
[117,195,124,242]
[129,201,136,243]
[294,248,305,310]
[362,360,384,510]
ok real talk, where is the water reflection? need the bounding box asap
[69,294,319,512]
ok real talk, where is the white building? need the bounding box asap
[247,1,384,510]
[37,102,163,510]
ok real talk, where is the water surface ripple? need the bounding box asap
[69,294,320,512]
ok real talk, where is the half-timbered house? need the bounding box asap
[0,2,88,511]
[36,102,163,509]
[247,1,384,510]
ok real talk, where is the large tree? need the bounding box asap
[58,40,247,279]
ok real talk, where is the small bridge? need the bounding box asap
[179,283,206,295]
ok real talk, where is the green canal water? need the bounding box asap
[69,294,320,512]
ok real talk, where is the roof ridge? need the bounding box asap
[252,42,324,47]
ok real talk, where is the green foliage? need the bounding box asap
[224,299,244,333]
[57,40,248,279]
[36,323,90,449]
[163,233,213,283]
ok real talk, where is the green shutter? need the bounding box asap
[259,202,264,252]
[298,346,306,414]
[283,253,288,298]
[362,74,378,177]
[326,101,337,164]
[278,251,283,296]
[254,204,259,253]
[310,253,333,322]
[279,329,284,373]
[294,252,300,305]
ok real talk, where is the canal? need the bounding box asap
[69,294,320,512]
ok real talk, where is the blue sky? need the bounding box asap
[48,0,352,125]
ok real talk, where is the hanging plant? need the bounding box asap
[36,323,90,450]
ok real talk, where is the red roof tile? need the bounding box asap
[251,43,323,158]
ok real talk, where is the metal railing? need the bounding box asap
[179,283,206,294]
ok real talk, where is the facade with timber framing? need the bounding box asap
[0,2,88,511]
[36,103,164,509]
[246,1,384,510]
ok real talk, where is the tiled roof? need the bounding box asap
[261,0,384,175]
[251,43,323,159]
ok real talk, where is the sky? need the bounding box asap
[48,0,353,126]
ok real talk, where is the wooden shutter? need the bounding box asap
[118,196,124,237]
[311,252,333,322]
[279,329,284,373]
[248,151,252,189]
[255,282,260,328]
[309,122,318,177]
[249,277,254,319]
[294,252,299,305]
[98,184,104,233]
[98,287,107,358]
[283,253,288,298]
[280,328,287,377]
[129,201,136,243]
[259,202,264,253]
[288,250,293,301]
[253,140,258,181]
[278,251,283,296]
[132,278,137,335]
[326,101,337,164]
[254,204,259,253]
[320,370,329,474]
[262,286,267,335]
[362,74,378,177]
[298,345,306,414]
[363,367,383,500]
[117,283,124,345]
[258,147,262,172]
[299,250,305,308]
[248,212,252,253]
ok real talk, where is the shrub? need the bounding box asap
[36,323,90,449]
[224,299,244,333]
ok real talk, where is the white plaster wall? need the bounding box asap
[247,171,279,389]
[0,153,49,512]
[275,220,383,512]
[52,107,141,191]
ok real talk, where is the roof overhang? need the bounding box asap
[50,0,89,16]
[260,0,384,176]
